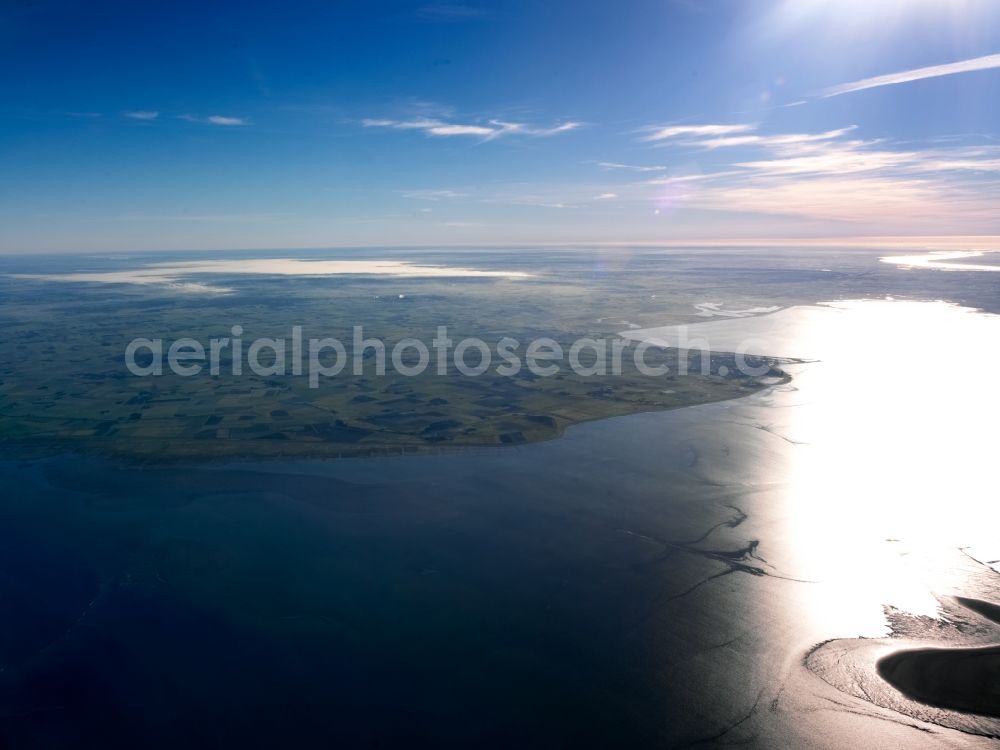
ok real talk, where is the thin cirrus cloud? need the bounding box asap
[693,126,858,150]
[598,162,668,172]
[821,52,1000,98]
[489,120,581,137]
[635,121,1000,231]
[732,142,1000,178]
[124,110,159,120]
[636,122,856,149]
[362,117,581,139]
[178,114,248,126]
[639,123,753,142]
[205,115,247,126]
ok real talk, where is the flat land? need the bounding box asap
[0,261,786,460]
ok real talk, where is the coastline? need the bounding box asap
[0,368,788,465]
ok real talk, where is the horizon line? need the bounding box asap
[3,235,1000,257]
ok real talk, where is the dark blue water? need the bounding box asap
[0,402,770,748]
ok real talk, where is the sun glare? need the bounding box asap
[774,0,987,32]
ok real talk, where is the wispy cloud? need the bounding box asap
[598,162,668,173]
[362,117,581,139]
[822,52,1000,98]
[401,189,468,201]
[179,114,248,126]
[640,123,752,142]
[121,111,246,125]
[635,121,1000,232]
[685,176,953,223]
[693,126,857,149]
[206,115,247,126]
[724,137,1000,179]
[362,118,427,130]
[637,122,856,149]
[427,123,496,136]
[362,118,494,136]
[646,171,745,186]
[490,121,582,137]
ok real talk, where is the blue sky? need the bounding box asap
[2,0,1000,252]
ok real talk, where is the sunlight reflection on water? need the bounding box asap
[633,299,1000,634]
[881,249,1000,272]
[780,300,1000,633]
